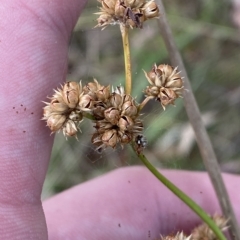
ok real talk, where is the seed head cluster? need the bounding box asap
[42,82,91,138]
[160,215,228,240]
[95,0,159,29]
[144,64,183,109]
[191,215,228,240]
[43,80,146,152]
[161,232,191,240]
[83,81,144,152]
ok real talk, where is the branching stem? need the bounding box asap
[120,24,132,95]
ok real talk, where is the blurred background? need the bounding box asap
[42,0,240,199]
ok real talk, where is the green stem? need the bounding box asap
[134,149,226,240]
[120,24,132,95]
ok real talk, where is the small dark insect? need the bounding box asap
[135,134,147,153]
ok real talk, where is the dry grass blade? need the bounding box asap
[155,0,240,239]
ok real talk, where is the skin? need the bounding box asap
[0,0,239,239]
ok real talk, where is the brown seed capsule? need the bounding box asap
[79,94,94,110]
[121,100,138,117]
[47,114,66,132]
[101,129,118,148]
[159,88,177,108]
[62,81,80,108]
[110,93,123,108]
[63,120,78,137]
[104,107,120,125]
[50,99,68,113]
[95,85,110,101]
[144,64,183,109]
[118,115,134,131]
[142,1,159,19]
[92,101,106,120]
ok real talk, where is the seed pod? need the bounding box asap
[63,120,78,137]
[104,107,120,125]
[121,100,138,117]
[142,1,159,19]
[118,115,134,131]
[159,87,177,107]
[50,99,68,113]
[47,114,66,132]
[102,129,118,148]
[62,81,80,108]
[110,93,123,108]
[96,85,110,101]
[92,101,106,120]
[79,94,94,110]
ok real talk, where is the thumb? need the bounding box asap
[0,0,86,239]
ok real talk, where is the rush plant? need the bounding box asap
[42,0,228,239]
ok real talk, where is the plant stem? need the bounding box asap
[135,149,227,240]
[155,1,240,239]
[120,24,132,95]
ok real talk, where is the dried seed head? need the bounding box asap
[144,64,184,109]
[191,215,228,240]
[63,120,78,137]
[95,0,159,29]
[121,99,138,116]
[161,232,191,240]
[43,81,90,137]
[91,86,144,151]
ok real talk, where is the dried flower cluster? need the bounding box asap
[161,232,191,240]
[191,215,228,240]
[159,215,228,240]
[42,82,91,138]
[43,80,148,152]
[144,64,184,109]
[83,81,145,152]
[95,0,159,29]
